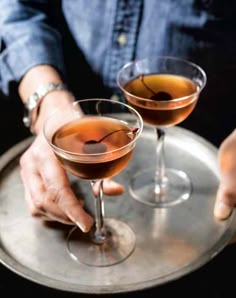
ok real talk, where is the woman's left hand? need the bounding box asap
[214,128,236,243]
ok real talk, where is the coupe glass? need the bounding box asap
[44,98,143,267]
[117,56,206,207]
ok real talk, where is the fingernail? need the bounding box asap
[66,212,90,232]
[75,221,86,232]
[66,208,94,233]
[76,220,93,233]
[214,202,232,220]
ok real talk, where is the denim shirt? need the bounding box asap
[0,0,235,94]
[0,0,235,144]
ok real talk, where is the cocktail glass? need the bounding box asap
[117,56,206,207]
[44,98,143,266]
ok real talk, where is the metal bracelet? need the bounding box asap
[23,82,68,133]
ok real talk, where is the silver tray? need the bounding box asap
[0,125,235,294]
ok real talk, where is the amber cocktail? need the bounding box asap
[117,56,206,207]
[44,98,143,266]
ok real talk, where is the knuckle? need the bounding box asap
[32,197,45,211]
[31,145,42,159]
[44,188,58,204]
[19,168,25,179]
[19,153,28,167]
[55,187,74,209]
[29,205,41,217]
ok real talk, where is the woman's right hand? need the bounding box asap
[20,131,95,231]
[18,65,125,232]
[19,127,125,232]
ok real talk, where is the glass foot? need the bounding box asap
[129,167,192,208]
[67,218,135,267]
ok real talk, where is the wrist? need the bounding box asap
[19,65,75,134]
[33,89,75,135]
[23,82,69,132]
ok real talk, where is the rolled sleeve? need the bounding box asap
[0,0,66,96]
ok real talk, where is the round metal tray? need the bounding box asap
[0,125,235,294]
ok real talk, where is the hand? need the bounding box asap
[19,133,125,232]
[214,129,236,243]
[18,66,126,233]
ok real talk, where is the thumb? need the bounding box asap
[214,129,236,220]
[103,178,125,196]
[214,182,235,220]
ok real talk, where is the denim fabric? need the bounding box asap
[0,0,236,99]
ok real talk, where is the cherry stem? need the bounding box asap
[85,128,139,145]
[139,74,156,96]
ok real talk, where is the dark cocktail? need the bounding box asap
[52,116,136,180]
[117,56,206,207]
[124,74,198,126]
[44,98,143,266]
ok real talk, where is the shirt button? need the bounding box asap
[110,94,120,101]
[117,33,127,46]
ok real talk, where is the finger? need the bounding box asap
[41,188,76,224]
[103,178,125,196]
[214,182,236,220]
[20,160,44,216]
[41,187,86,225]
[52,186,94,232]
[21,177,39,216]
[38,155,94,232]
[215,129,236,220]
[20,161,73,224]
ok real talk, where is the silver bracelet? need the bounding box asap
[23,82,68,133]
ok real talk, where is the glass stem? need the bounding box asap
[90,180,107,244]
[155,128,167,195]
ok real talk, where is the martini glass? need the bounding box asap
[44,98,143,266]
[117,56,206,207]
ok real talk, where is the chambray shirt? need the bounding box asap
[0,0,235,144]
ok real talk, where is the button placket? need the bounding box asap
[103,0,143,91]
[117,33,127,46]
